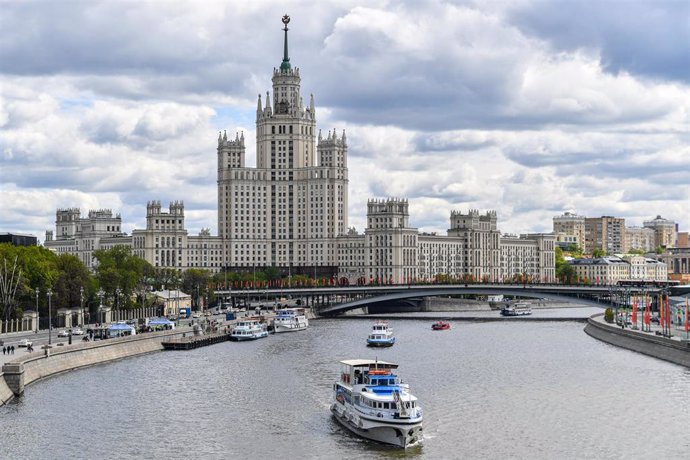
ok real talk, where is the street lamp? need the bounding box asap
[97,289,104,325]
[79,286,84,327]
[47,288,53,345]
[34,288,39,333]
[115,287,122,311]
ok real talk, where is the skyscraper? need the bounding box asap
[217,15,348,276]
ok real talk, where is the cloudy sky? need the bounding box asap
[1,0,688,242]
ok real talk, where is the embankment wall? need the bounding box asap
[1,328,191,405]
[584,315,690,368]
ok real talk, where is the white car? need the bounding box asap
[71,328,85,335]
[17,339,32,347]
[192,313,201,318]
[57,330,69,337]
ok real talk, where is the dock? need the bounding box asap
[161,332,231,350]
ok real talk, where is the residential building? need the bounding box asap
[643,215,677,248]
[569,256,667,284]
[43,17,555,283]
[584,216,626,254]
[553,212,585,249]
[624,226,655,253]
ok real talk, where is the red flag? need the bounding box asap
[632,299,637,326]
[685,298,689,333]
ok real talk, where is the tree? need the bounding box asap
[93,246,152,309]
[592,248,606,258]
[53,254,92,310]
[182,268,212,309]
[0,243,59,318]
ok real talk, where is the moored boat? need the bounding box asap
[230,318,269,341]
[431,321,450,330]
[500,303,532,316]
[366,321,395,347]
[273,307,309,333]
[330,359,423,448]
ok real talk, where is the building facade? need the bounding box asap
[584,216,626,254]
[43,17,555,283]
[643,215,677,249]
[553,212,585,250]
[624,226,655,253]
[569,256,667,284]
[217,17,347,277]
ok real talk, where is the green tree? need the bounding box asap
[53,254,92,310]
[93,246,152,309]
[592,248,606,258]
[182,268,212,309]
[0,243,59,318]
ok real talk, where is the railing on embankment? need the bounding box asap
[0,328,193,406]
[584,314,690,368]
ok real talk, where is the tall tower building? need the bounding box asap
[585,216,626,254]
[217,16,348,276]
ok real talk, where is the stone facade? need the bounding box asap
[569,256,667,284]
[624,226,655,253]
[643,215,677,249]
[553,211,585,249]
[43,18,555,282]
[584,216,626,254]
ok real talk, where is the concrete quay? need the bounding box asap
[0,327,194,405]
[585,314,690,368]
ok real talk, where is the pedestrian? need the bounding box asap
[2,346,5,355]
[11,345,15,354]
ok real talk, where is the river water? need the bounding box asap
[2,315,690,459]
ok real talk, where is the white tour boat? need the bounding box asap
[273,307,309,333]
[331,359,423,448]
[366,321,395,347]
[230,318,269,341]
[500,302,532,316]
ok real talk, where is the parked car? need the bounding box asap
[192,313,201,318]
[57,330,69,337]
[71,328,85,335]
[17,339,32,348]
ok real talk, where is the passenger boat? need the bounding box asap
[500,303,532,316]
[273,307,309,333]
[366,321,395,347]
[331,359,423,448]
[431,321,451,331]
[230,318,269,341]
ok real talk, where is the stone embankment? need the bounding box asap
[0,328,192,405]
[585,314,690,368]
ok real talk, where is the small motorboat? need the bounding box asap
[431,321,450,331]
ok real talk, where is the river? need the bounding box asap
[2,315,690,459]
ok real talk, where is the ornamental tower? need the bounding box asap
[217,16,349,276]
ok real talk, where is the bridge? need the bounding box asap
[218,283,670,316]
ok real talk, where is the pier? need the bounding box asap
[161,331,231,350]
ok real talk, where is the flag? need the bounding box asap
[685,297,689,333]
[632,298,637,326]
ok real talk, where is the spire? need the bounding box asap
[218,131,222,143]
[310,93,314,112]
[265,91,271,110]
[257,93,262,112]
[223,130,227,141]
[342,129,346,143]
[280,15,291,72]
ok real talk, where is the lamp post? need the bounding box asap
[97,289,104,325]
[115,287,122,317]
[34,288,39,333]
[47,288,53,345]
[79,286,84,327]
